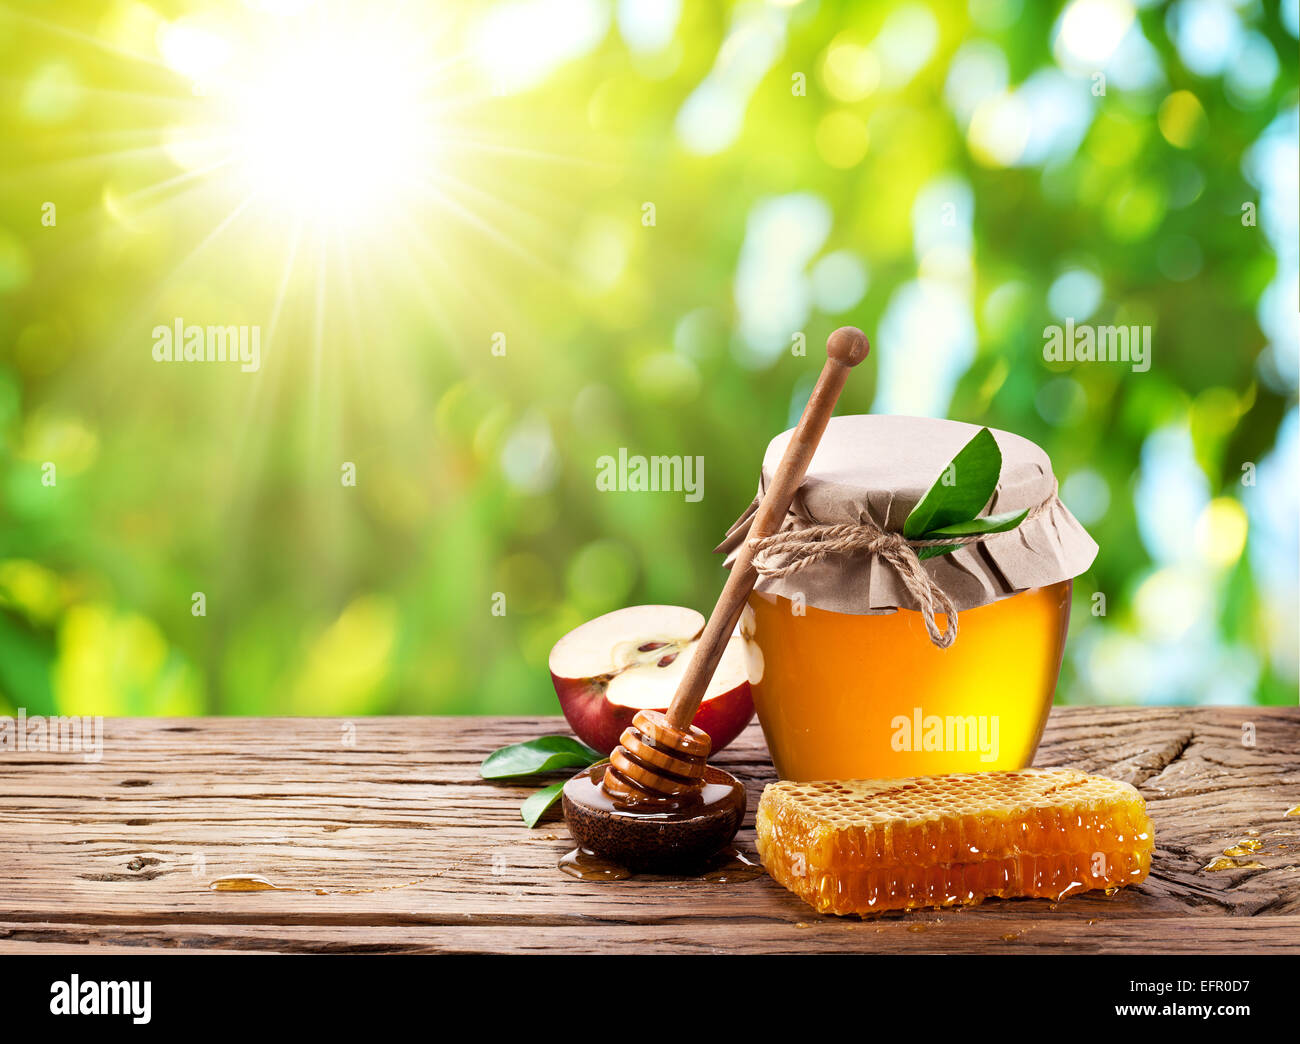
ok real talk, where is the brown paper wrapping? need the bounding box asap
[717,415,1098,615]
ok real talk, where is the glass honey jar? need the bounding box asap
[720,415,1097,782]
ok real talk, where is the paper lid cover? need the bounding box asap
[717,414,1098,614]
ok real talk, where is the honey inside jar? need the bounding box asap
[747,580,1072,781]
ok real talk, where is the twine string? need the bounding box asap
[748,486,1056,650]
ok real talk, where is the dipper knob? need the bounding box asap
[827,325,870,367]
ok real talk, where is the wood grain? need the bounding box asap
[0,708,1296,953]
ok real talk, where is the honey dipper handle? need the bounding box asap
[665,327,870,732]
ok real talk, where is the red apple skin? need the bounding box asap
[553,673,755,756]
[680,681,755,754]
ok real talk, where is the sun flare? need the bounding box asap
[228,35,438,225]
[160,7,451,230]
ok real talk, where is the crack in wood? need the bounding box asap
[77,870,169,882]
[1133,731,1197,787]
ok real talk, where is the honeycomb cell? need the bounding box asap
[756,768,1154,916]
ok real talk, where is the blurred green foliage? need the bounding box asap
[0,0,1295,716]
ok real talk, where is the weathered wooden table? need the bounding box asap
[1,707,1296,954]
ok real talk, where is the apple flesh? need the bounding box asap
[549,604,761,756]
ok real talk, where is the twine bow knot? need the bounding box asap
[747,488,1056,650]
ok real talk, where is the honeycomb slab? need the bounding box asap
[756,768,1154,916]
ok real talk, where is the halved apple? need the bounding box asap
[549,604,760,756]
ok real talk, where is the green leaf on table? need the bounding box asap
[520,781,566,827]
[479,736,601,779]
[903,427,1003,539]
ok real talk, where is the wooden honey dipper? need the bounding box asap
[562,327,869,871]
[602,326,869,806]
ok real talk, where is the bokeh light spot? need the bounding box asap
[1048,268,1104,321]
[1158,90,1207,149]
[820,36,880,102]
[1195,497,1249,569]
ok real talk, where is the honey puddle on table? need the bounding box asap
[209,875,283,892]
[558,846,764,883]
[1200,830,1291,872]
[209,874,418,895]
[1202,857,1266,872]
[1203,836,1267,872]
